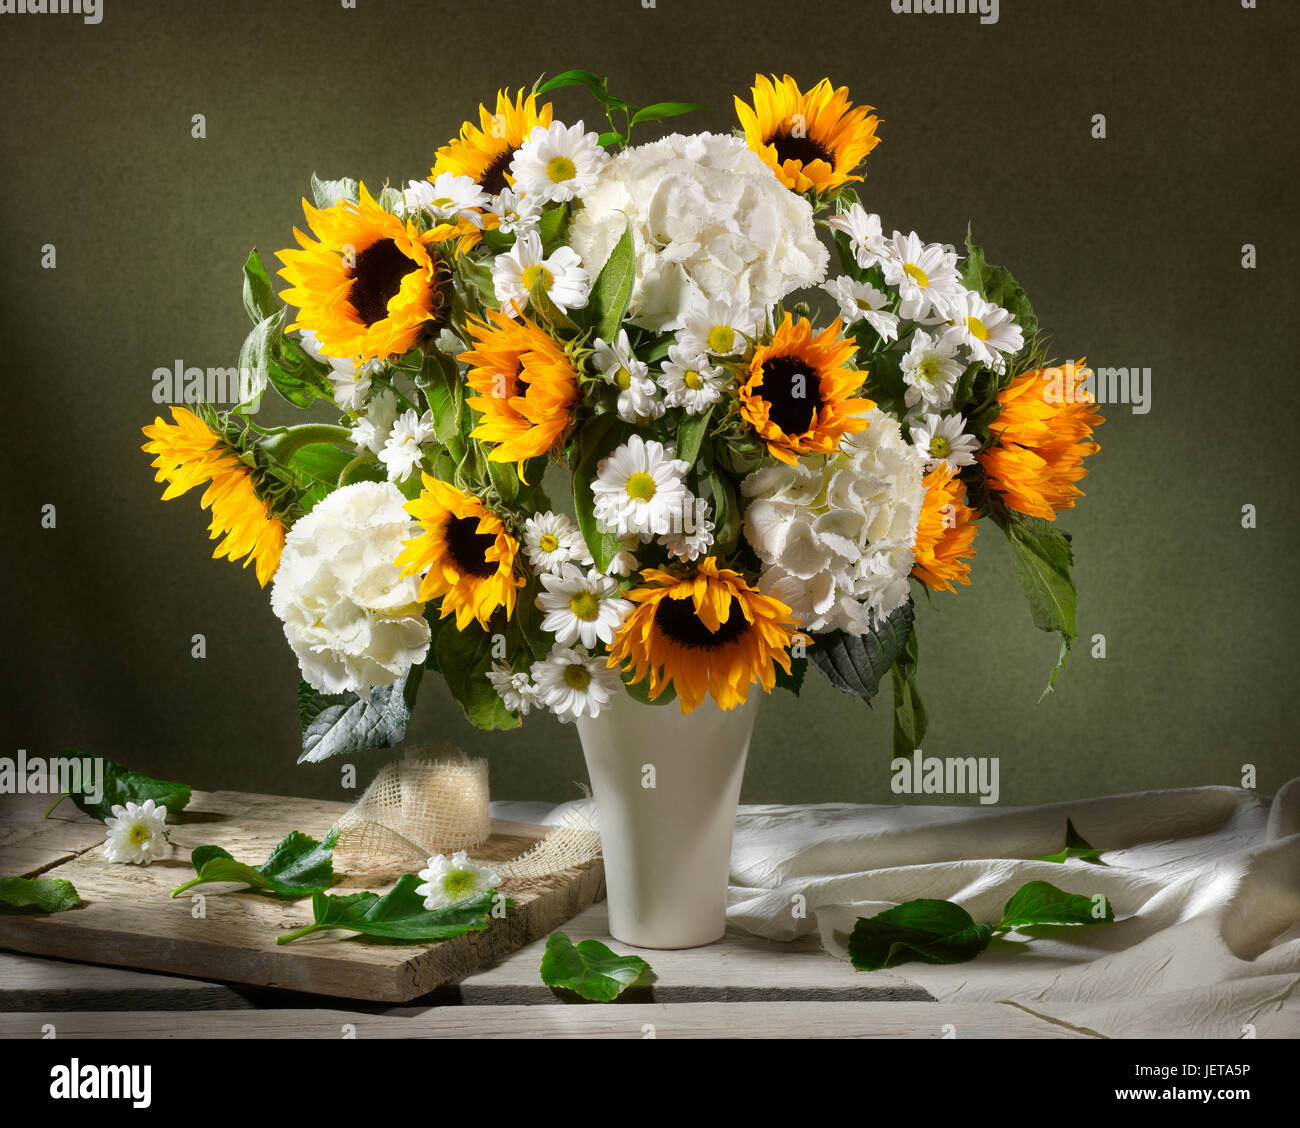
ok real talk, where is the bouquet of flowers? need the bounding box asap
[141,71,1103,762]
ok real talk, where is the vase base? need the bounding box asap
[609,930,726,951]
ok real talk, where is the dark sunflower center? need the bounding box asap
[478,147,517,198]
[654,595,751,651]
[444,515,499,578]
[759,356,823,435]
[769,129,834,168]
[349,238,414,327]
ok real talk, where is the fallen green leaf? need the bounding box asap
[54,755,191,824]
[539,931,651,1001]
[0,876,82,915]
[849,899,993,970]
[996,880,1113,931]
[1037,818,1107,865]
[171,828,340,899]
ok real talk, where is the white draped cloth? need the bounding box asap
[496,778,1300,1038]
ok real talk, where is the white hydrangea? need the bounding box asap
[741,409,926,635]
[567,132,828,332]
[270,481,430,698]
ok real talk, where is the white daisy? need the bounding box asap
[299,329,373,412]
[678,293,762,357]
[820,277,900,342]
[378,408,434,482]
[537,564,632,649]
[351,388,398,455]
[103,799,169,865]
[492,230,590,318]
[402,173,489,226]
[591,435,692,540]
[415,850,501,910]
[508,120,608,205]
[522,511,591,573]
[606,535,640,577]
[486,187,541,237]
[909,413,981,471]
[882,232,962,322]
[531,644,621,723]
[661,497,715,561]
[943,287,1025,370]
[901,328,965,411]
[827,204,892,271]
[486,664,540,715]
[658,343,729,414]
[591,331,663,423]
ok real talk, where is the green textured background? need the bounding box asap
[3,0,1296,807]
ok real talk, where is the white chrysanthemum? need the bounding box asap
[901,328,965,411]
[606,535,639,577]
[532,644,621,723]
[909,413,980,472]
[821,277,900,343]
[567,132,827,332]
[882,231,962,322]
[678,293,764,358]
[487,187,541,236]
[415,850,501,910]
[487,664,539,715]
[403,173,488,226]
[378,408,434,482]
[591,330,664,423]
[742,409,926,634]
[350,387,398,455]
[827,204,893,271]
[299,329,373,412]
[661,497,715,561]
[270,481,430,698]
[492,230,590,318]
[658,343,729,414]
[537,564,632,649]
[943,287,1025,369]
[103,799,169,865]
[591,435,692,540]
[509,120,609,205]
[522,510,591,573]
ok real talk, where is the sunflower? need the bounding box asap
[735,74,881,195]
[607,558,799,715]
[141,406,287,587]
[460,308,581,470]
[432,89,554,197]
[911,464,979,593]
[980,361,1104,520]
[276,184,444,363]
[395,475,523,630]
[738,314,875,464]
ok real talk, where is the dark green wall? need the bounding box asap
[4,0,1297,807]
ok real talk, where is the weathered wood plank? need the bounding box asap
[0,1003,1094,1038]
[0,952,251,1012]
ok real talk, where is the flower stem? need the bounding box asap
[44,794,68,819]
[260,425,354,465]
[276,924,326,946]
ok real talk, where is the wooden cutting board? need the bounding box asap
[0,788,604,1003]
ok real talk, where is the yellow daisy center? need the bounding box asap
[854,297,876,311]
[563,663,592,689]
[615,366,633,390]
[707,325,735,353]
[546,156,577,184]
[917,358,943,384]
[929,435,952,458]
[129,824,149,846]
[539,533,560,553]
[964,316,989,341]
[521,264,554,291]
[443,869,475,897]
[625,472,658,502]
[683,369,704,390]
[569,591,601,622]
[903,262,929,288]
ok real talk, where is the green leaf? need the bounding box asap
[0,876,82,915]
[808,601,915,702]
[585,221,635,343]
[572,413,627,572]
[528,273,578,332]
[849,899,993,970]
[890,627,929,756]
[240,249,279,325]
[1037,819,1107,865]
[1003,514,1077,697]
[537,205,570,255]
[629,101,710,125]
[288,443,355,511]
[536,69,625,108]
[435,621,522,731]
[596,130,623,148]
[962,229,1038,345]
[457,254,498,308]
[997,880,1113,931]
[539,931,650,1001]
[170,828,340,899]
[675,406,713,468]
[310,173,360,210]
[296,667,424,763]
[277,875,506,945]
[773,655,808,695]
[62,755,191,823]
[238,307,334,411]
[620,667,676,707]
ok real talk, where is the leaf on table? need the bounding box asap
[1036,818,1108,865]
[849,898,993,970]
[539,931,651,1001]
[0,876,82,915]
[170,828,340,899]
[996,880,1113,931]
[59,754,192,824]
[277,874,509,945]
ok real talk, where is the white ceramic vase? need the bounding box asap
[575,689,761,949]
